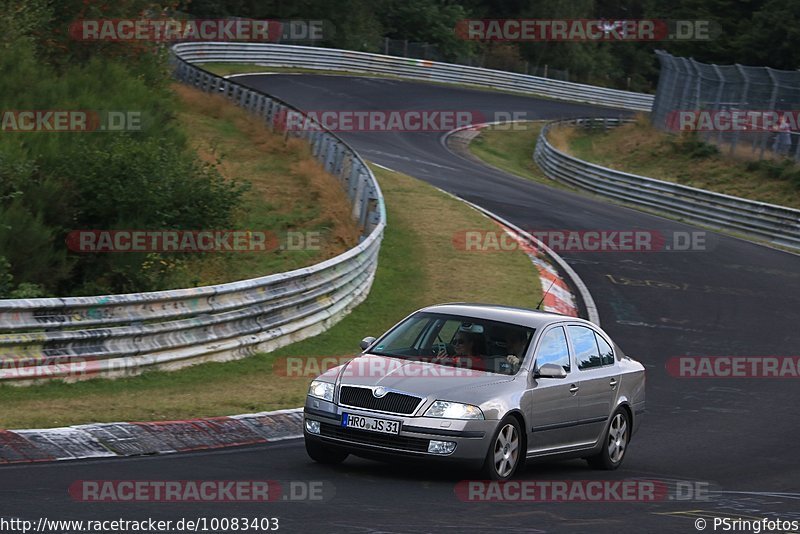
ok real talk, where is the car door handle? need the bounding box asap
[569,384,579,394]
[609,378,618,389]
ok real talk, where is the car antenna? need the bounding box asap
[536,278,557,310]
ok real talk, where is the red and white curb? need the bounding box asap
[0,409,303,464]
[494,223,579,317]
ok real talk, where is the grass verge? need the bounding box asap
[172,84,359,285]
[467,122,547,182]
[561,117,800,210]
[0,166,541,429]
[466,122,577,195]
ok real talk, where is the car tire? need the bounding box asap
[480,416,523,480]
[305,439,349,464]
[587,408,630,470]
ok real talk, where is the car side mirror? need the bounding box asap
[535,363,567,379]
[360,336,377,351]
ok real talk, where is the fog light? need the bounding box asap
[428,440,456,455]
[305,419,321,434]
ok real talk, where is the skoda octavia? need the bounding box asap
[303,303,645,479]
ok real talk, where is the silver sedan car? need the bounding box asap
[303,303,645,479]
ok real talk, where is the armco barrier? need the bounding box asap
[534,118,800,250]
[0,49,386,383]
[172,42,654,112]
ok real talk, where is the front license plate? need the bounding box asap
[342,413,401,434]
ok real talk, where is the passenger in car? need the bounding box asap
[505,329,528,358]
[494,328,528,374]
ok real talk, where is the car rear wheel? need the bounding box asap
[481,417,522,480]
[587,409,629,470]
[305,439,349,464]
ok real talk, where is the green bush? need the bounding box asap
[0,30,248,297]
[669,133,720,159]
[744,159,800,189]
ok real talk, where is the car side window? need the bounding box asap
[568,325,603,370]
[595,333,615,365]
[535,327,570,372]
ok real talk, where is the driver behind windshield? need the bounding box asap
[446,325,488,371]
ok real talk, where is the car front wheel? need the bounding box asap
[587,408,630,470]
[481,417,523,480]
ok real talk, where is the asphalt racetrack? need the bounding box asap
[3,75,799,534]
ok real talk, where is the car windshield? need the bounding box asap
[368,312,535,375]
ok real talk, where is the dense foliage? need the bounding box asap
[187,0,800,92]
[0,0,247,297]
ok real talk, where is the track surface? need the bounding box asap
[3,76,799,533]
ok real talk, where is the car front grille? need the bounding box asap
[339,386,422,415]
[319,423,430,453]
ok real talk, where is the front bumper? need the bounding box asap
[303,397,496,466]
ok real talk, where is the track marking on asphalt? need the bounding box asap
[490,510,624,526]
[653,510,762,520]
[604,274,763,297]
[361,149,461,171]
[713,491,800,500]
[330,524,544,534]
[370,162,396,172]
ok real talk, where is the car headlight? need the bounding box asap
[308,380,335,402]
[425,400,484,420]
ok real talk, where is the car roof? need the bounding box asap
[419,303,593,330]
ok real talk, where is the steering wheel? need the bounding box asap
[430,339,455,359]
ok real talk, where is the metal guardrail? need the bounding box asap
[534,118,800,250]
[173,42,654,112]
[0,48,386,383]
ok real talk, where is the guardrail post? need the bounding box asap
[264,100,273,126]
[317,135,329,167]
[346,159,360,196]
[731,64,750,156]
[324,139,337,173]
[760,68,779,160]
[351,173,365,216]
[358,180,371,229]
[334,143,346,176]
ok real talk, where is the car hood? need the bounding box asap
[334,353,515,398]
